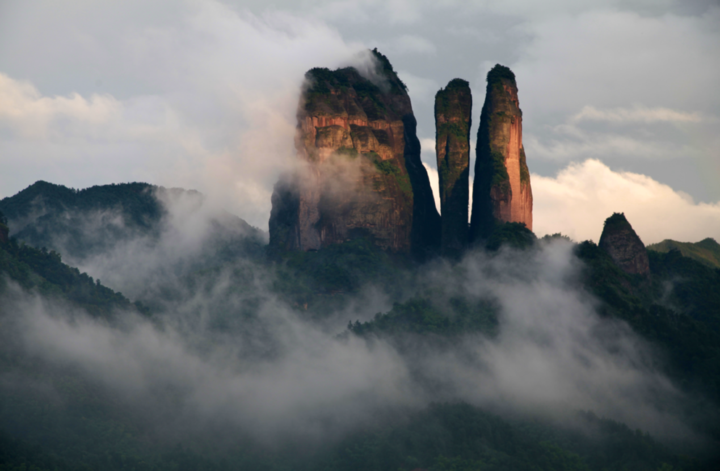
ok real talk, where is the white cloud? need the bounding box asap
[423,162,441,213]
[515,9,720,114]
[0,74,123,138]
[532,159,720,244]
[571,105,703,124]
[420,137,436,154]
[0,1,366,229]
[513,8,720,187]
[307,0,422,24]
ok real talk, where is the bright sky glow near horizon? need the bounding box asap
[0,0,718,244]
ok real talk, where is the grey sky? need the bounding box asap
[0,0,718,240]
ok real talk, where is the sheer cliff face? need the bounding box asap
[470,65,533,241]
[599,213,650,276]
[435,79,471,257]
[269,50,440,255]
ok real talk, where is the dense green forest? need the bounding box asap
[1,183,720,471]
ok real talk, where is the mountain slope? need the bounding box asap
[648,238,720,269]
[0,180,265,264]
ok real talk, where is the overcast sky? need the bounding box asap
[1,0,718,243]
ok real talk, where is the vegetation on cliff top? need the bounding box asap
[601,212,634,233]
[487,64,516,85]
[370,47,407,93]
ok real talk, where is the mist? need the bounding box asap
[0,193,703,452]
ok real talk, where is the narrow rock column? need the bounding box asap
[435,79,471,257]
[470,65,533,242]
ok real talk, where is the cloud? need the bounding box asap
[418,242,692,441]
[295,0,424,25]
[0,235,700,446]
[515,9,720,115]
[423,162,441,213]
[570,105,703,124]
[525,130,700,162]
[0,74,124,138]
[389,34,437,54]
[397,72,438,103]
[512,7,720,199]
[4,286,416,443]
[0,0,366,229]
[532,159,720,243]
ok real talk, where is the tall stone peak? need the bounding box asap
[435,78,471,257]
[470,64,533,242]
[599,213,650,276]
[269,50,440,256]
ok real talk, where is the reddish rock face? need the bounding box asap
[435,79,471,257]
[599,213,650,276]
[470,65,533,241]
[269,50,440,255]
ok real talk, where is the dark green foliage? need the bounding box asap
[0,238,138,316]
[541,233,573,242]
[317,403,692,471]
[272,238,408,312]
[0,181,165,261]
[3,182,720,470]
[435,79,471,117]
[438,122,470,141]
[349,296,498,337]
[0,180,265,273]
[370,154,413,200]
[1,180,164,229]
[519,147,530,184]
[303,49,406,116]
[602,212,633,233]
[485,222,536,251]
[372,157,399,176]
[444,78,470,91]
[648,249,720,333]
[489,150,511,189]
[370,47,407,92]
[486,64,516,85]
[0,211,8,245]
[576,241,720,441]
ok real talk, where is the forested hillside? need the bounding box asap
[1,193,720,471]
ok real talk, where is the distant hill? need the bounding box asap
[0,180,266,263]
[0,209,140,317]
[647,238,720,269]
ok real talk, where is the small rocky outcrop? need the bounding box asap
[599,213,650,276]
[435,79,471,257]
[470,65,533,241]
[269,49,440,256]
